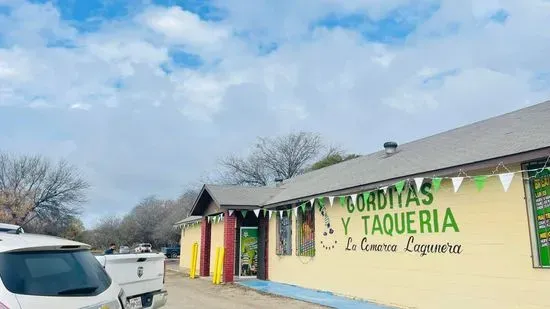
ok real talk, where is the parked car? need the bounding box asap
[134,243,152,253]
[119,245,130,254]
[0,228,128,309]
[161,245,180,259]
[96,252,167,309]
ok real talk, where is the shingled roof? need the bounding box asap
[190,184,282,215]
[264,100,550,207]
[190,100,550,215]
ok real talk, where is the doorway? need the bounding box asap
[235,210,268,280]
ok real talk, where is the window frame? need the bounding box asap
[522,159,550,268]
[296,204,315,257]
[275,209,293,256]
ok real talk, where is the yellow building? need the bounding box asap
[181,101,550,308]
[175,216,201,272]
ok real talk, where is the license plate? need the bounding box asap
[128,297,143,309]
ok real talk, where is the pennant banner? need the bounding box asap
[452,177,463,193]
[328,196,335,207]
[339,196,345,207]
[300,203,306,214]
[432,177,442,192]
[363,191,370,202]
[228,209,234,216]
[240,210,248,218]
[350,194,358,205]
[395,180,406,194]
[253,209,260,217]
[268,210,273,219]
[293,207,298,217]
[414,177,424,190]
[381,186,388,194]
[499,172,514,192]
[474,175,487,192]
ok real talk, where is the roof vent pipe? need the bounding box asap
[274,178,283,187]
[383,141,398,155]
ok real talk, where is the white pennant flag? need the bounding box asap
[310,198,316,206]
[381,186,388,194]
[452,177,464,193]
[414,177,424,189]
[268,210,273,220]
[293,207,298,216]
[498,173,514,192]
[328,196,335,207]
[350,194,358,205]
[253,209,260,217]
[279,210,283,219]
[228,209,234,216]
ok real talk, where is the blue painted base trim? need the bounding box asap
[237,279,390,309]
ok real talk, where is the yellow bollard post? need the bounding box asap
[215,247,224,284]
[190,242,198,279]
[212,247,220,284]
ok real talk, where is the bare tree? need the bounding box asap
[220,132,324,186]
[0,153,89,225]
[88,190,198,249]
[220,155,270,186]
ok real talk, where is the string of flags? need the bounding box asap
[180,159,550,229]
[224,159,550,221]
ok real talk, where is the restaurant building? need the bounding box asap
[176,101,550,309]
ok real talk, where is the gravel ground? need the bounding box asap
[163,271,327,309]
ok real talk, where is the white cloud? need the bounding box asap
[2,0,550,223]
[139,6,230,49]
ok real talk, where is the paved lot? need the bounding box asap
[163,271,326,309]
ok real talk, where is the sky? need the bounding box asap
[1,0,550,227]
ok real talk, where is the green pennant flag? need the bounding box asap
[432,177,442,192]
[263,208,267,217]
[339,196,345,207]
[363,191,370,202]
[318,197,325,208]
[474,175,488,192]
[240,210,248,218]
[395,180,406,194]
[300,203,306,213]
[286,209,291,217]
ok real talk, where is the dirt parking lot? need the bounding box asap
[163,271,326,309]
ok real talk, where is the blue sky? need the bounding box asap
[1,0,550,226]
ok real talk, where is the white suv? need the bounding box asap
[0,231,128,309]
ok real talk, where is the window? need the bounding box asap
[524,160,550,267]
[0,250,111,296]
[296,204,315,256]
[276,210,292,255]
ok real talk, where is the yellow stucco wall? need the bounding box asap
[179,223,201,272]
[209,220,225,276]
[268,166,550,309]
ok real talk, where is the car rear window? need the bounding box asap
[0,250,111,297]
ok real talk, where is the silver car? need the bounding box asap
[118,245,130,254]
